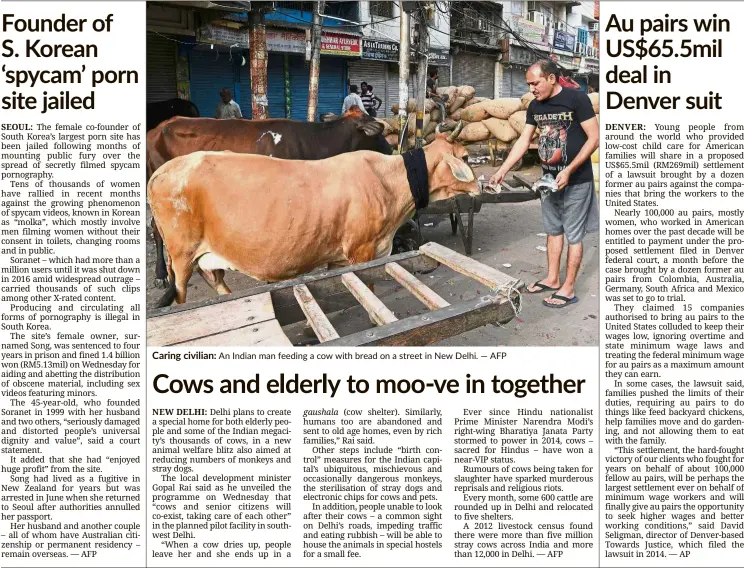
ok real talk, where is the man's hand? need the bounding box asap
[555,169,572,190]
[490,168,507,187]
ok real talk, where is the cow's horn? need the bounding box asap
[447,120,464,142]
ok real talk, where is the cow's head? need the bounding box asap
[343,105,385,137]
[426,121,479,201]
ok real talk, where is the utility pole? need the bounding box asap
[307,1,325,121]
[397,5,411,152]
[249,4,269,119]
[414,4,430,149]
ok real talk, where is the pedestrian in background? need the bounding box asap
[216,88,242,119]
[342,85,368,115]
[361,84,383,117]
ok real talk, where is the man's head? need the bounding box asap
[219,88,232,104]
[367,85,374,93]
[429,68,438,80]
[350,84,359,94]
[526,59,561,102]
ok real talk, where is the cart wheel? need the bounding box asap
[392,219,421,254]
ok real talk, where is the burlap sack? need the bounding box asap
[484,98,523,119]
[430,107,442,123]
[437,86,458,99]
[425,99,436,113]
[589,92,599,114]
[460,103,491,123]
[463,96,487,108]
[508,111,528,134]
[423,118,438,137]
[483,117,518,143]
[449,96,467,113]
[458,122,491,142]
[376,118,393,137]
[521,92,535,110]
[424,132,436,144]
[458,85,476,100]
[450,108,462,121]
[384,117,399,133]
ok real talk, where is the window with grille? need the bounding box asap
[371,1,394,18]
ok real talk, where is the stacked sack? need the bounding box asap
[379,88,600,155]
[588,92,600,192]
[380,85,477,148]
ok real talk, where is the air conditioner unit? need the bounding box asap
[528,11,545,26]
[554,21,567,31]
[589,22,599,32]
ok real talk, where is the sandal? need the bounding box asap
[543,293,579,308]
[525,281,559,294]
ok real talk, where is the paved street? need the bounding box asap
[146,163,599,347]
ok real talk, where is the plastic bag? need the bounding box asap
[533,173,559,196]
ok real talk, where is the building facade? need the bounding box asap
[146,2,362,120]
[350,2,451,118]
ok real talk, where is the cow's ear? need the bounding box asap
[442,153,474,182]
[357,120,384,137]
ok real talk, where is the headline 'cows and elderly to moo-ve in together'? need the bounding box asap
[147,122,477,307]
[146,106,394,289]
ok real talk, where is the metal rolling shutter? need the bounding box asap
[452,53,496,99]
[189,49,237,119]
[288,56,310,120]
[387,64,399,118]
[348,60,386,116]
[500,66,528,99]
[438,65,450,87]
[147,34,178,103]
[267,54,287,118]
[317,58,346,120]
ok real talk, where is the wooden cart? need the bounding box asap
[148,243,522,347]
[416,175,539,256]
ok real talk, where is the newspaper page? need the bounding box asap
[0,1,740,568]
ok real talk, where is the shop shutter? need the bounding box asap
[500,66,528,99]
[452,53,496,100]
[348,60,387,115]
[317,58,347,120]
[147,34,178,103]
[267,54,288,118]
[189,48,238,119]
[288,56,310,120]
[437,65,450,88]
[387,63,399,119]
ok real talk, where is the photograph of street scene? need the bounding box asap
[145,1,601,347]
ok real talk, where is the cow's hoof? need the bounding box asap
[154,278,169,289]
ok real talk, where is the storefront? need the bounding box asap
[262,28,355,120]
[349,41,451,118]
[188,23,355,120]
[147,33,179,103]
[190,20,250,117]
[452,51,497,100]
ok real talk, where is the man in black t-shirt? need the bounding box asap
[490,59,599,308]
